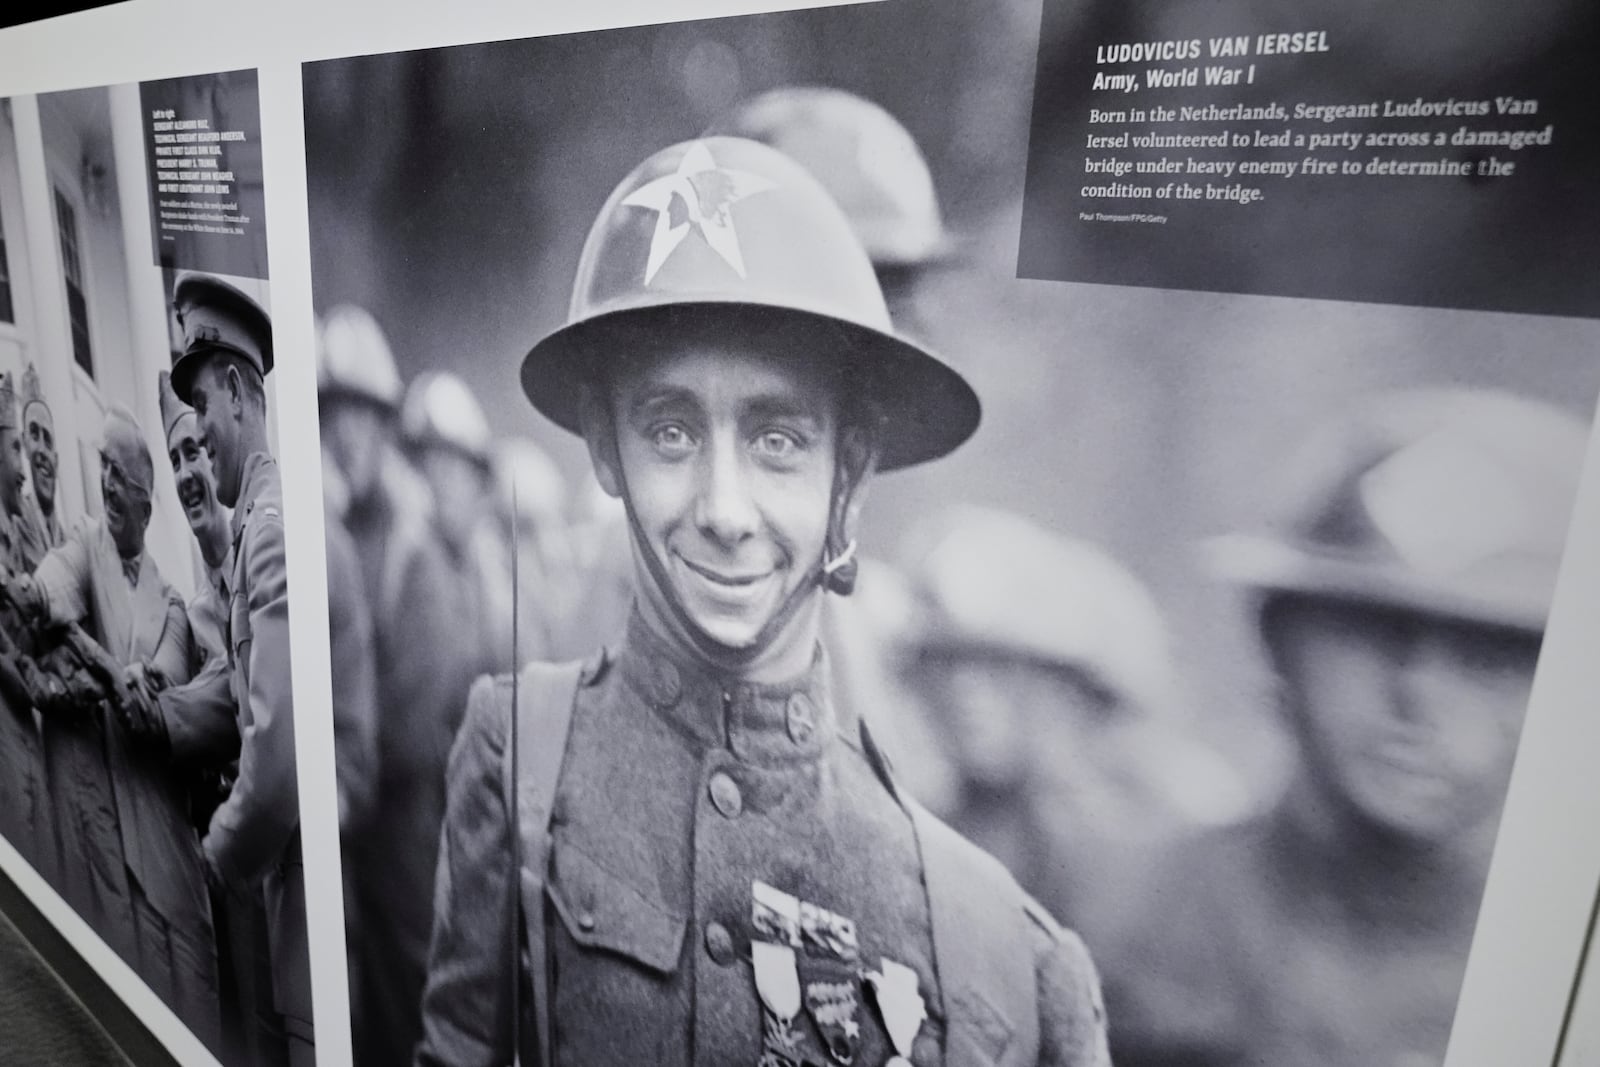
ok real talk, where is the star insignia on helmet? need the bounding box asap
[623,141,778,284]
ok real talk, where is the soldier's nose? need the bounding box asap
[695,442,759,546]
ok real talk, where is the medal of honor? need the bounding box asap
[754,941,805,1066]
[866,958,926,1067]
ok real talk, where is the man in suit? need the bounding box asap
[18,404,216,1046]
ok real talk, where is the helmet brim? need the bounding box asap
[1203,533,1552,636]
[521,301,979,473]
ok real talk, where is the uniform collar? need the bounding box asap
[615,609,848,764]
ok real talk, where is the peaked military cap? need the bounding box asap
[171,272,273,404]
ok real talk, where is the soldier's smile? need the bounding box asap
[600,341,838,656]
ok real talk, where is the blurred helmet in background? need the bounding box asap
[707,86,954,272]
[903,504,1247,831]
[401,371,493,469]
[317,304,403,411]
[907,505,1174,716]
[1206,388,1590,636]
[518,135,979,474]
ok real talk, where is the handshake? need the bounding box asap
[0,568,171,746]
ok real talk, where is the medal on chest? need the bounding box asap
[750,880,925,1067]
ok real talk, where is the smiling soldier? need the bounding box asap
[17,363,64,566]
[416,137,1110,1067]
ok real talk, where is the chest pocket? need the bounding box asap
[543,837,686,975]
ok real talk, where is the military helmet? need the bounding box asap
[170,272,273,404]
[317,304,403,411]
[707,87,953,270]
[402,371,493,468]
[1207,388,1589,634]
[520,136,978,472]
[905,506,1175,717]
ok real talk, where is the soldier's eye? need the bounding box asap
[753,429,801,460]
[650,423,695,458]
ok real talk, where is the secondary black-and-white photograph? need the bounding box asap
[302,3,1600,1065]
[0,75,311,1066]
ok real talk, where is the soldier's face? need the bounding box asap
[1271,598,1539,845]
[23,408,55,513]
[167,414,221,535]
[595,343,838,653]
[420,445,487,554]
[0,427,23,515]
[189,361,245,508]
[321,399,390,504]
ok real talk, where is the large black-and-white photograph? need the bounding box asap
[303,3,1600,1065]
[0,75,311,1066]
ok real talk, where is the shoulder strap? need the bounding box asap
[501,659,584,1067]
[861,719,1040,1067]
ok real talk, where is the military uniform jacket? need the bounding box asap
[17,490,64,572]
[202,452,309,1025]
[416,615,1110,1067]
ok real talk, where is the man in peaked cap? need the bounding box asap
[17,362,65,566]
[15,403,216,1045]
[416,137,1110,1067]
[1103,389,1588,1067]
[170,271,313,1065]
[145,368,288,1066]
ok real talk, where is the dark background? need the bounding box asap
[302,0,1600,787]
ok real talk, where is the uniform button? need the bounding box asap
[709,772,743,818]
[704,922,736,966]
[787,693,816,745]
[577,910,597,932]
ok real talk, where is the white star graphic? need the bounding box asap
[622,141,778,284]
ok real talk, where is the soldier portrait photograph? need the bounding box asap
[300,3,1600,1066]
[0,76,312,1066]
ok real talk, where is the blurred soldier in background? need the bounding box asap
[1104,389,1589,1067]
[549,469,633,660]
[17,363,64,565]
[902,506,1249,937]
[489,437,572,664]
[711,86,960,803]
[170,273,308,1064]
[321,451,378,837]
[401,371,512,671]
[14,404,216,1047]
[319,308,483,1067]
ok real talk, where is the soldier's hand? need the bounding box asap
[118,686,168,747]
[6,575,45,621]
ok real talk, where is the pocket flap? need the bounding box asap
[543,840,686,975]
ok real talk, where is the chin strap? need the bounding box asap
[610,419,863,672]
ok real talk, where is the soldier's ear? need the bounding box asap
[578,383,623,499]
[837,424,878,532]
[225,362,247,416]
